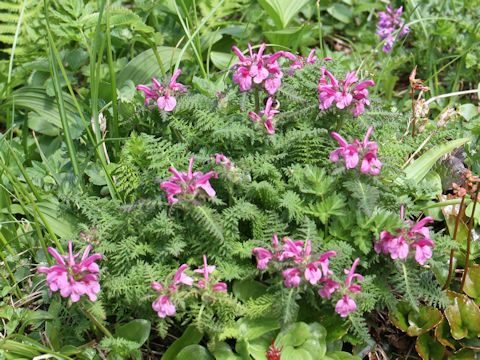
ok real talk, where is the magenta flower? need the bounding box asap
[152,295,176,318]
[136,69,186,112]
[283,50,332,75]
[282,268,302,287]
[330,126,381,175]
[318,251,337,277]
[377,6,410,53]
[212,153,232,168]
[376,207,435,265]
[160,157,217,205]
[37,241,102,303]
[249,96,279,135]
[253,247,274,269]
[174,264,194,286]
[318,70,375,117]
[232,43,285,95]
[194,255,227,292]
[335,294,357,317]
[280,238,304,263]
[318,278,341,299]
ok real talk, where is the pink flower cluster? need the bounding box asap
[330,126,381,175]
[377,6,410,53]
[249,97,278,134]
[151,255,227,318]
[232,43,284,95]
[212,153,231,169]
[375,207,435,265]
[160,157,217,205]
[253,235,363,318]
[38,241,102,303]
[283,50,332,75]
[137,69,186,112]
[318,70,375,117]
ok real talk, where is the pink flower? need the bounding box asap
[318,251,337,277]
[282,268,302,287]
[213,283,228,292]
[330,132,359,169]
[305,262,322,285]
[280,238,304,263]
[152,295,176,318]
[377,6,410,53]
[253,247,273,269]
[160,157,217,205]
[344,258,364,289]
[137,70,186,112]
[318,278,341,299]
[249,96,279,135]
[283,50,332,75]
[232,43,285,94]
[212,153,232,168]
[37,241,102,303]
[318,70,374,117]
[330,126,381,175]
[173,264,194,286]
[335,294,357,317]
[194,254,227,292]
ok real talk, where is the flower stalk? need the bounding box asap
[460,186,480,292]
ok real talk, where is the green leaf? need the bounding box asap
[257,0,310,28]
[328,351,362,360]
[406,306,443,336]
[2,87,84,139]
[458,104,479,121]
[308,193,346,223]
[210,51,237,71]
[403,138,470,183]
[390,302,412,332]
[238,317,279,341]
[281,346,313,360]
[445,291,480,340]
[114,319,151,347]
[161,326,203,360]
[176,345,213,360]
[275,322,310,348]
[211,342,241,360]
[232,279,268,302]
[434,318,456,350]
[326,4,353,23]
[463,265,480,298]
[447,348,476,359]
[116,47,188,88]
[415,332,445,360]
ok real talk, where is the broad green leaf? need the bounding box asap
[328,352,361,360]
[327,4,353,23]
[322,314,349,343]
[458,104,478,121]
[161,326,203,360]
[390,302,412,332]
[232,280,268,301]
[176,345,213,360]
[403,138,470,183]
[275,322,310,348]
[406,306,443,336]
[463,265,480,298]
[246,332,275,359]
[459,337,480,350]
[116,47,188,88]
[2,87,84,139]
[257,0,310,29]
[114,319,151,346]
[281,346,313,360]
[210,51,237,71]
[211,342,241,360]
[465,201,480,224]
[447,348,476,359]
[238,317,279,341]
[416,332,445,360]
[445,291,480,340]
[434,318,456,350]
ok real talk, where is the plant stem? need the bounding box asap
[335,117,344,132]
[78,302,113,338]
[254,89,260,114]
[442,195,465,290]
[460,187,480,292]
[424,89,480,106]
[316,0,325,58]
[411,91,416,138]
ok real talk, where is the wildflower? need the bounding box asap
[375,206,435,265]
[283,49,332,75]
[282,268,302,287]
[266,339,283,360]
[194,255,227,292]
[252,248,274,270]
[377,6,410,53]
[318,278,341,299]
[212,153,232,168]
[330,126,381,175]
[160,157,217,205]
[152,295,176,318]
[317,70,375,117]
[232,43,285,95]
[136,69,186,112]
[173,264,194,286]
[37,241,102,303]
[249,97,279,134]
[334,258,363,317]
